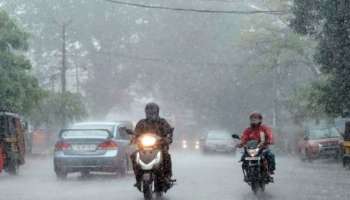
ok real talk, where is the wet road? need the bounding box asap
[0,151,349,200]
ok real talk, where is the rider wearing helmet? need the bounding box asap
[131,103,174,189]
[239,112,276,174]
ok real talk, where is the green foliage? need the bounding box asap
[0,10,42,113]
[29,91,87,129]
[291,0,350,117]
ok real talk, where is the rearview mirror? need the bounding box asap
[119,127,134,135]
[232,134,240,140]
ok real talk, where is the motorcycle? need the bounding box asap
[232,135,272,194]
[128,129,175,200]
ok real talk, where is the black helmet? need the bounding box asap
[249,112,263,127]
[145,102,160,121]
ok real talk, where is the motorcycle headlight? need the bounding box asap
[247,148,259,157]
[141,135,157,147]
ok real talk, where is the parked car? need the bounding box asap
[202,130,238,153]
[53,121,133,179]
[297,126,341,161]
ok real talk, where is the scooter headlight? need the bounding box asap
[141,135,157,147]
[247,148,259,157]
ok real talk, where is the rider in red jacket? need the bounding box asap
[240,124,274,148]
[239,112,276,174]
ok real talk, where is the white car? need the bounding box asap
[202,130,238,153]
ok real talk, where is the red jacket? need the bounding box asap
[240,124,274,147]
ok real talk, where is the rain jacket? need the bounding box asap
[240,124,274,147]
[134,118,173,144]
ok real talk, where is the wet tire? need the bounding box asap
[143,182,153,200]
[55,169,68,179]
[7,160,18,175]
[118,157,128,177]
[251,182,259,194]
[155,192,162,200]
[81,171,90,178]
[260,182,266,192]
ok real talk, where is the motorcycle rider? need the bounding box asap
[238,112,276,176]
[131,102,174,190]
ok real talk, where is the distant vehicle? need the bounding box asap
[53,121,133,179]
[297,126,341,161]
[202,130,238,153]
[180,139,200,150]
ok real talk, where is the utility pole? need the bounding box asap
[75,63,80,93]
[60,20,72,93]
[61,23,67,93]
[55,19,72,128]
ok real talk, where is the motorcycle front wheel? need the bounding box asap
[251,182,259,194]
[143,181,153,200]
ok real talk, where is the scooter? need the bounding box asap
[133,132,175,200]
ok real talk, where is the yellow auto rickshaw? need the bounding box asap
[342,121,350,169]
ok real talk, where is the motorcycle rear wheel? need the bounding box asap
[260,182,265,192]
[251,182,259,194]
[6,160,18,175]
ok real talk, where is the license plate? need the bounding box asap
[72,144,96,151]
[245,157,260,161]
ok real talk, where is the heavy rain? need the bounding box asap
[0,0,350,200]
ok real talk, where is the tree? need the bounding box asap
[291,0,350,117]
[0,10,42,114]
[29,91,87,130]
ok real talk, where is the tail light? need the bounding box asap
[98,140,118,150]
[55,141,71,151]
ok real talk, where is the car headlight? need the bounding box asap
[247,148,259,157]
[141,135,157,147]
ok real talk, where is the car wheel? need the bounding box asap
[118,157,128,176]
[300,148,307,162]
[55,169,68,179]
[305,149,313,162]
[81,170,90,178]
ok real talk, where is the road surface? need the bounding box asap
[0,151,349,200]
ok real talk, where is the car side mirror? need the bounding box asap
[232,134,240,140]
[304,136,309,141]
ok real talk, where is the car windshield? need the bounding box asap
[60,129,110,139]
[207,131,231,140]
[308,127,340,139]
[72,124,115,133]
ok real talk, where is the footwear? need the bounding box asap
[134,182,141,191]
[244,176,249,182]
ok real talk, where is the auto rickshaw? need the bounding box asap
[0,111,26,175]
[342,121,350,169]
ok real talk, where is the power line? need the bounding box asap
[96,50,234,67]
[104,0,288,15]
